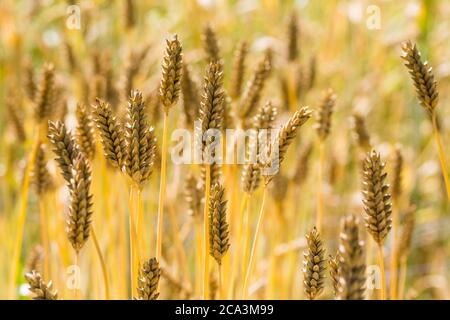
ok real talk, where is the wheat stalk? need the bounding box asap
[362,150,392,299]
[156,34,183,269]
[315,88,336,231]
[389,145,403,299]
[243,107,311,298]
[401,41,450,201]
[397,205,416,300]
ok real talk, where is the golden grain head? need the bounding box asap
[137,257,161,300]
[76,103,96,160]
[303,227,326,300]
[160,34,183,110]
[125,90,156,186]
[337,215,366,300]
[34,63,55,123]
[67,153,94,252]
[202,24,221,63]
[315,88,337,141]
[362,150,392,245]
[401,41,439,114]
[25,271,58,300]
[208,183,230,265]
[47,120,79,184]
[93,98,127,171]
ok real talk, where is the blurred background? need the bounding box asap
[0,0,448,300]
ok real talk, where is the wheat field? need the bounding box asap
[0,0,449,300]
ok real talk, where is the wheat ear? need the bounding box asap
[303,227,326,300]
[157,34,183,264]
[362,150,392,299]
[401,41,450,201]
[137,258,161,300]
[25,271,58,300]
[337,215,366,300]
[92,98,127,171]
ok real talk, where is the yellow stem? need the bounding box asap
[168,200,189,282]
[218,263,222,299]
[136,187,145,259]
[431,113,450,202]
[242,194,252,280]
[377,244,386,300]
[156,110,169,261]
[74,251,79,300]
[398,256,407,300]
[8,125,41,298]
[127,185,140,298]
[38,198,50,282]
[203,165,211,300]
[316,142,325,232]
[90,227,110,300]
[227,193,249,299]
[195,222,203,297]
[389,200,400,300]
[243,186,267,299]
